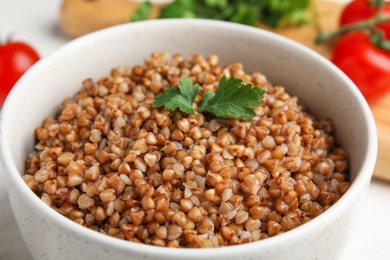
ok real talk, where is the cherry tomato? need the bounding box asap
[340,0,390,39]
[331,31,390,102]
[0,41,40,106]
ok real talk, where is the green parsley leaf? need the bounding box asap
[131,1,152,22]
[262,0,310,28]
[153,76,199,115]
[204,0,228,9]
[198,76,265,121]
[160,0,197,18]
[128,0,310,28]
[150,0,310,29]
[153,75,265,121]
[229,3,260,27]
[194,0,233,20]
[277,9,309,28]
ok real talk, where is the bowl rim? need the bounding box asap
[0,19,377,257]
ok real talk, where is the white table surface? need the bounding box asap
[1,0,389,259]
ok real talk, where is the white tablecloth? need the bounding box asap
[0,1,389,259]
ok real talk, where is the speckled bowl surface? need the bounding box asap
[0,19,377,260]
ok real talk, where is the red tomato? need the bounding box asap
[0,41,40,106]
[331,31,390,102]
[340,0,390,39]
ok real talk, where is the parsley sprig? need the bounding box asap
[152,75,265,121]
[131,0,310,28]
[152,76,199,115]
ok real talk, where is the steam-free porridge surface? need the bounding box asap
[24,52,350,248]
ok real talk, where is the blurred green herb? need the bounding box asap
[131,0,311,28]
[262,0,310,27]
[131,1,152,22]
[153,75,265,121]
[160,0,197,18]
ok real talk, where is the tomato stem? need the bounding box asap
[0,32,14,46]
[373,0,386,19]
[369,0,385,9]
[315,0,390,51]
[370,28,390,50]
[315,15,390,44]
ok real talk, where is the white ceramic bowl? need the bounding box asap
[0,19,377,260]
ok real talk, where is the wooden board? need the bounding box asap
[264,0,390,181]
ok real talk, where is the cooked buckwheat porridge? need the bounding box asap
[24,52,350,248]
